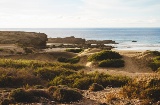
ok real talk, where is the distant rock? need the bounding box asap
[0,31,47,48]
[132,41,137,42]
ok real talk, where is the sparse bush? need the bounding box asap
[98,59,124,68]
[53,88,82,102]
[89,83,104,91]
[66,48,83,53]
[88,50,122,61]
[122,78,160,103]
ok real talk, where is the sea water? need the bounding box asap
[0,28,160,51]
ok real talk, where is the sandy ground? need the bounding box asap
[78,48,156,78]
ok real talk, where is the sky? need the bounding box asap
[0,0,160,28]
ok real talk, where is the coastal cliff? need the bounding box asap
[0,31,47,48]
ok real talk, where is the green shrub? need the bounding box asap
[57,57,68,63]
[35,67,75,81]
[28,89,51,99]
[53,88,82,102]
[88,50,122,61]
[35,68,58,80]
[98,59,124,68]
[0,76,23,87]
[60,63,84,71]
[149,51,160,56]
[66,49,83,53]
[0,48,4,51]
[10,88,52,103]
[89,83,104,91]
[149,59,160,71]
[102,76,130,87]
[49,76,71,86]
[69,57,80,64]
[57,56,80,64]
[73,77,93,90]
[10,88,35,103]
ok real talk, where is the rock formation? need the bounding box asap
[0,31,47,48]
[48,36,85,44]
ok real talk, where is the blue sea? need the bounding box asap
[0,28,160,51]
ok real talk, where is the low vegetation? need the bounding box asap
[53,87,82,102]
[88,50,124,68]
[57,56,80,64]
[89,83,104,91]
[10,88,51,103]
[66,48,83,53]
[99,59,125,67]
[88,50,122,61]
[49,71,130,90]
[148,51,160,71]
[121,77,160,103]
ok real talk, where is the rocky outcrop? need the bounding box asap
[0,31,47,48]
[86,40,117,44]
[48,36,85,44]
[48,36,117,44]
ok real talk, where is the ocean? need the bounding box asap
[0,28,160,51]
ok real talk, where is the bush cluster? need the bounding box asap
[88,50,122,61]
[49,71,130,90]
[10,88,51,103]
[58,56,80,64]
[88,50,124,68]
[66,48,83,53]
[0,69,41,88]
[53,88,82,102]
[122,78,160,102]
[0,58,84,88]
[149,56,160,71]
[99,59,124,67]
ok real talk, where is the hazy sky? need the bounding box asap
[0,0,160,28]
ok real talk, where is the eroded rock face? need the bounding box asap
[0,31,47,48]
